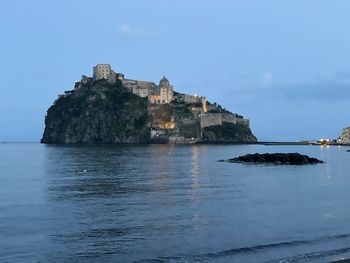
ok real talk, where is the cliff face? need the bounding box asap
[201,122,257,143]
[41,80,149,143]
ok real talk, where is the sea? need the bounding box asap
[1,143,350,263]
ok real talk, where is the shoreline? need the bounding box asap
[2,140,350,146]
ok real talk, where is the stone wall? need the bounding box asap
[200,113,223,128]
[133,86,152,97]
[206,104,218,112]
[200,112,249,128]
[175,94,201,103]
[107,72,117,84]
[122,79,158,97]
[222,113,237,125]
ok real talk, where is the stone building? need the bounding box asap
[88,64,252,142]
[174,94,198,103]
[92,65,175,104]
[107,72,117,84]
[174,93,207,112]
[116,73,125,81]
[74,75,93,90]
[338,127,350,144]
[122,79,158,97]
[159,76,174,104]
[93,64,113,80]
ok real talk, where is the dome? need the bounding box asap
[159,75,169,86]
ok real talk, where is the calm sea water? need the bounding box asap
[1,143,350,262]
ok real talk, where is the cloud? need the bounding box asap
[238,69,350,103]
[241,80,350,103]
[262,72,273,84]
[117,23,157,39]
[279,81,350,102]
[118,23,133,36]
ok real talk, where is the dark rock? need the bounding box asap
[226,153,323,165]
[41,79,150,144]
[201,122,257,143]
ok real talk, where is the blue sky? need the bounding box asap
[1,0,349,141]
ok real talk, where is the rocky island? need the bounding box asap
[223,153,323,165]
[41,64,257,144]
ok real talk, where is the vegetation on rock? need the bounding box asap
[202,123,257,143]
[41,80,149,143]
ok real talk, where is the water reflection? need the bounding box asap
[190,146,201,232]
[191,146,200,191]
[319,146,333,184]
[45,145,128,200]
[44,145,159,261]
[43,144,203,261]
[28,144,350,262]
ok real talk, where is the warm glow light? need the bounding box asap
[202,104,207,113]
[165,122,175,129]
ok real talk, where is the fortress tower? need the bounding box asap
[93,64,112,81]
[159,76,173,104]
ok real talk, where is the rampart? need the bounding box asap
[200,113,223,128]
[200,112,249,128]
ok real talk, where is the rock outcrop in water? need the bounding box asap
[224,153,323,165]
[41,67,257,144]
[338,127,350,144]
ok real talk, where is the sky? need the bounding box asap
[1,0,349,142]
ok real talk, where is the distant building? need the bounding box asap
[86,64,252,141]
[122,75,174,104]
[116,73,125,81]
[158,76,173,104]
[174,93,207,112]
[338,127,350,144]
[91,66,221,122]
[107,72,117,84]
[122,79,158,97]
[74,75,92,90]
[93,64,112,81]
